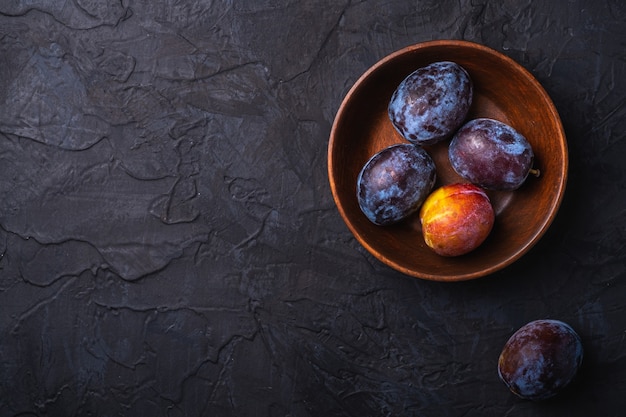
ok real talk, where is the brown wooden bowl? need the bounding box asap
[328,40,568,281]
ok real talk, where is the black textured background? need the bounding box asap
[1,1,625,416]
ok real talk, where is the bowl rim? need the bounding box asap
[328,39,568,281]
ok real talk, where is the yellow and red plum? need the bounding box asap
[449,118,534,191]
[419,183,494,256]
[498,319,584,401]
[388,61,473,145]
[357,143,436,226]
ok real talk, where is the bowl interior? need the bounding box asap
[328,40,567,281]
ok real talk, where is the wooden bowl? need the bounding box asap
[328,40,568,281]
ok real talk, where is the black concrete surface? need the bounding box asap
[1,1,625,416]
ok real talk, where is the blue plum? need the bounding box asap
[357,143,436,225]
[498,319,584,401]
[388,61,473,145]
[449,118,535,191]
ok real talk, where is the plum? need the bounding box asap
[419,183,494,256]
[498,319,584,401]
[388,61,473,145]
[357,143,436,226]
[449,118,536,191]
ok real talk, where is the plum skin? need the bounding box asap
[388,61,473,145]
[449,118,534,191]
[357,143,436,226]
[498,319,584,401]
[419,183,494,256]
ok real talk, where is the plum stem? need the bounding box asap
[529,168,541,177]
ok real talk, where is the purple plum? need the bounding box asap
[498,319,584,401]
[449,118,535,191]
[388,61,473,145]
[357,143,436,225]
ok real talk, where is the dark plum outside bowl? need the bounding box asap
[328,40,568,281]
